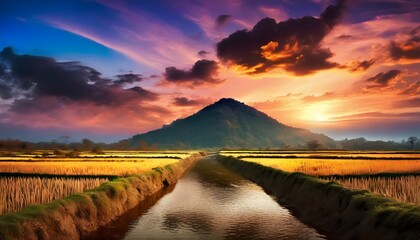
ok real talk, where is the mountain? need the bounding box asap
[130,98,337,149]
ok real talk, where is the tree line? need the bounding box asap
[0,137,418,151]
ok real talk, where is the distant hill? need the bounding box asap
[130,98,337,149]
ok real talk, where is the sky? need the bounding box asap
[0,0,419,143]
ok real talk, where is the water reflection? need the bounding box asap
[84,185,175,240]
[121,156,325,239]
[163,212,214,233]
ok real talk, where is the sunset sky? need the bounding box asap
[0,0,419,142]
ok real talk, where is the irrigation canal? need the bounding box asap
[86,155,326,240]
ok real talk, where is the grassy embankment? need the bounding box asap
[218,155,420,240]
[0,152,183,215]
[0,152,205,240]
[238,157,420,204]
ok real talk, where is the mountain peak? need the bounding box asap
[130,98,337,149]
[202,98,248,112]
[214,98,244,105]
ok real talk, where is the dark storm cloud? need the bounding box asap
[114,73,143,85]
[389,27,420,60]
[172,97,203,106]
[320,0,347,28]
[365,69,401,87]
[0,83,12,99]
[164,59,223,86]
[216,0,346,75]
[0,64,5,76]
[215,15,232,27]
[0,47,159,105]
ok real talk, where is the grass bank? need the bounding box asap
[218,155,420,240]
[0,153,205,240]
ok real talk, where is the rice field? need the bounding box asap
[0,150,193,161]
[0,151,196,215]
[0,159,179,176]
[0,176,108,215]
[240,158,420,176]
[324,176,420,205]
[222,150,420,205]
[220,151,420,159]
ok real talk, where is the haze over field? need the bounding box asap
[0,0,419,143]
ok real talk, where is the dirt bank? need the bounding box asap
[0,153,204,240]
[218,156,420,240]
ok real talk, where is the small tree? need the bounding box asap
[408,136,418,150]
[306,140,321,150]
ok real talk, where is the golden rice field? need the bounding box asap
[222,151,420,204]
[0,150,193,161]
[0,159,179,176]
[240,158,420,176]
[0,151,196,215]
[0,151,195,176]
[324,176,420,205]
[0,176,108,215]
[220,151,420,159]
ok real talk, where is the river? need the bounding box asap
[86,155,325,240]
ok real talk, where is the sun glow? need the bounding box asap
[302,102,333,122]
[315,112,328,122]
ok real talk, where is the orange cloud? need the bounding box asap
[260,41,299,61]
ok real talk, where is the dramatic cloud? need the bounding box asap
[0,47,172,134]
[2,0,420,141]
[390,27,420,60]
[164,59,223,86]
[365,69,401,87]
[215,15,232,27]
[0,47,158,105]
[172,97,204,107]
[216,0,346,75]
[0,84,12,99]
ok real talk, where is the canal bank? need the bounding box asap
[86,154,325,240]
[218,155,420,240]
